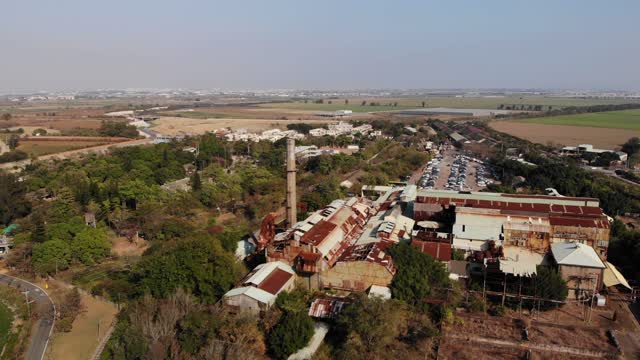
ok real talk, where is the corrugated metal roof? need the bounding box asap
[258,268,293,295]
[499,247,545,277]
[244,261,294,286]
[224,286,275,305]
[603,261,632,290]
[300,220,338,246]
[308,296,348,319]
[551,242,605,269]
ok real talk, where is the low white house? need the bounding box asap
[223,261,296,313]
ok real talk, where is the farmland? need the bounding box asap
[259,96,640,112]
[489,109,640,149]
[16,138,122,157]
[489,121,637,149]
[513,109,640,130]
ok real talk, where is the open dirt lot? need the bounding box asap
[490,121,637,149]
[441,311,618,359]
[48,291,117,360]
[151,116,335,135]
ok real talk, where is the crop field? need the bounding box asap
[260,97,640,112]
[490,121,637,149]
[17,139,110,156]
[514,109,640,130]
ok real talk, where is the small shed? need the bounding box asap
[223,261,296,313]
[551,242,605,299]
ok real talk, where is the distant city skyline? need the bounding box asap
[2,1,639,92]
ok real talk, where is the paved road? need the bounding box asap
[0,274,54,360]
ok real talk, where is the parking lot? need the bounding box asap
[416,147,497,191]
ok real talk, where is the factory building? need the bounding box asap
[319,240,396,291]
[415,190,610,259]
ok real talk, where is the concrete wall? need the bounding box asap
[320,261,393,291]
[558,264,604,299]
[551,225,609,258]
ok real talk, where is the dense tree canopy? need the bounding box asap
[267,311,314,360]
[388,242,449,305]
[0,172,30,225]
[135,235,245,303]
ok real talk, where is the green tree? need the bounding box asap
[71,227,111,265]
[335,293,411,357]
[0,172,30,225]
[1,113,11,121]
[268,311,314,360]
[31,212,47,243]
[535,266,568,309]
[7,135,19,150]
[388,242,449,305]
[135,235,244,303]
[32,239,71,274]
[622,137,640,157]
[190,171,202,191]
[50,187,78,223]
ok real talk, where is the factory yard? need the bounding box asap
[489,121,637,150]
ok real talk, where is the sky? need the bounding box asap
[1,0,639,91]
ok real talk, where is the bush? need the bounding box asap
[268,312,314,360]
[467,296,486,313]
[55,317,73,332]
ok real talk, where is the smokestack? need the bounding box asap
[286,138,297,227]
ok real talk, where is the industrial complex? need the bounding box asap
[223,140,631,316]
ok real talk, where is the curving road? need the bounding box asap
[0,274,55,360]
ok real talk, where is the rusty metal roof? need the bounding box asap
[257,268,294,295]
[308,296,349,319]
[300,219,337,246]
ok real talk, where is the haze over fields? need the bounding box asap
[2,0,640,91]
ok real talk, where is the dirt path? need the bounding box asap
[446,333,610,358]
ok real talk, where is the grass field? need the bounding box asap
[0,302,12,354]
[260,97,640,112]
[515,109,640,130]
[17,140,108,156]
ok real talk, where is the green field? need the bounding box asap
[515,109,640,130]
[260,97,640,112]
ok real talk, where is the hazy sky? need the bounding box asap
[2,0,639,91]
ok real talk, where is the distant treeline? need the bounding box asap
[495,103,640,119]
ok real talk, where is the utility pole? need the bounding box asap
[23,291,35,318]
